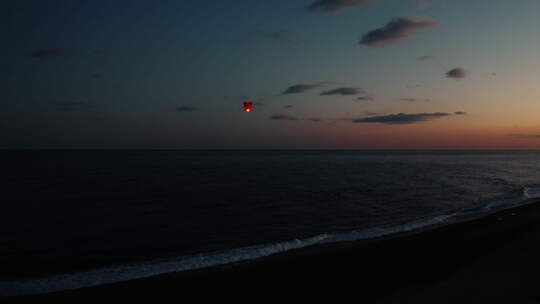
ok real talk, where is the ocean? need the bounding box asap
[1,150,540,295]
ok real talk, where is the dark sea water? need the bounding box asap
[1,150,540,295]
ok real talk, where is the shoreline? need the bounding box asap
[9,198,540,301]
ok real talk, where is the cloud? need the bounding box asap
[176,106,198,112]
[282,83,322,95]
[509,134,540,139]
[284,105,294,108]
[31,48,62,57]
[270,114,297,121]
[400,98,431,102]
[352,112,451,124]
[305,118,322,122]
[446,68,466,79]
[360,17,437,47]
[307,0,379,12]
[454,111,467,115]
[356,96,374,101]
[321,87,364,96]
[417,55,432,61]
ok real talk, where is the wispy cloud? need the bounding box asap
[351,112,451,124]
[305,117,323,122]
[356,96,374,101]
[284,105,294,109]
[454,111,467,115]
[417,55,433,61]
[270,114,297,121]
[446,68,466,79]
[282,83,322,95]
[176,106,199,112]
[307,0,380,13]
[400,98,431,102]
[360,17,437,47]
[321,87,365,96]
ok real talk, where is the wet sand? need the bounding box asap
[15,199,540,302]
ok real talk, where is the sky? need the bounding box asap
[2,0,540,149]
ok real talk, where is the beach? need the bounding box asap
[16,198,540,302]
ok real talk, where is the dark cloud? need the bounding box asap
[282,83,322,95]
[176,106,198,112]
[284,105,294,108]
[446,68,466,79]
[509,134,540,139]
[31,48,62,57]
[454,111,467,115]
[270,114,297,121]
[352,112,451,124]
[356,96,374,101]
[417,55,432,61]
[360,17,437,47]
[305,118,322,122]
[321,87,364,96]
[400,98,431,102]
[307,0,379,12]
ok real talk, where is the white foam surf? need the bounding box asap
[1,188,538,297]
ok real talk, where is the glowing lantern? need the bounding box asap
[243,102,253,112]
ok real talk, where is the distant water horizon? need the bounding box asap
[2,150,540,295]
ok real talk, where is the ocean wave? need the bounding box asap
[1,188,538,297]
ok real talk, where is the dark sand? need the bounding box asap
[14,199,540,302]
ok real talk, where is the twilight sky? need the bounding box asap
[2,0,540,149]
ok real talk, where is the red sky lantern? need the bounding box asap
[243,101,253,112]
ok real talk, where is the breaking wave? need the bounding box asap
[1,187,539,297]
